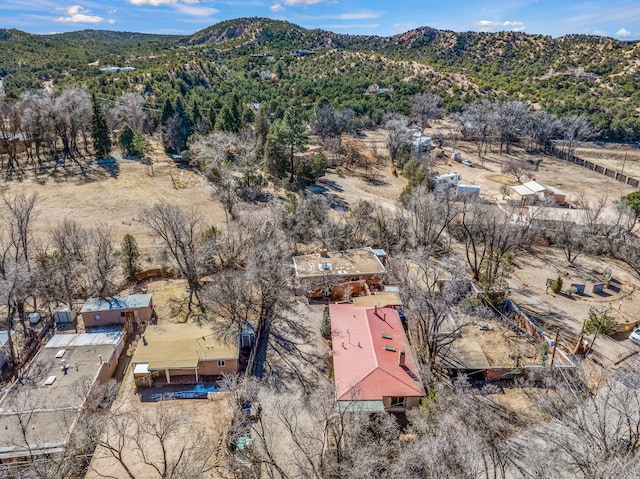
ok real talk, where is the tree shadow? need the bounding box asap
[316,178,344,192]
[94,157,120,178]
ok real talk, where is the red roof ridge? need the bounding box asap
[330,303,425,402]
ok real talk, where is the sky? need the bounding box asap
[1,0,639,40]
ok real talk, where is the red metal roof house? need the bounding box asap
[330,303,425,413]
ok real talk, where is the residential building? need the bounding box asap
[293,247,387,299]
[330,303,425,413]
[0,332,125,463]
[80,294,153,328]
[510,181,566,205]
[131,323,242,387]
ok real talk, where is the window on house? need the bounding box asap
[217,360,225,367]
[95,314,101,321]
[390,397,406,408]
[120,312,126,317]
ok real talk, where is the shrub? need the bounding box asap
[550,275,563,294]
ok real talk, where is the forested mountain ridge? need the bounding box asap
[1,18,639,138]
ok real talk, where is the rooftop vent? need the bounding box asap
[384,345,396,352]
[319,261,332,271]
[381,333,392,340]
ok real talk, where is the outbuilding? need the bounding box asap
[80,294,153,329]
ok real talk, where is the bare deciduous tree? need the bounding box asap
[88,399,221,479]
[140,204,215,317]
[410,93,444,130]
[109,93,151,133]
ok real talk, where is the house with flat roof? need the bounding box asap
[80,294,153,328]
[131,323,241,387]
[0,331,125,463]
[510,181,566,205]
[330,303,425,413]
[293,247,387,299]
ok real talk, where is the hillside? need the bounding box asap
[1,18,639,138]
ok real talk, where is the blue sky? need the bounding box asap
[1,0,639,39]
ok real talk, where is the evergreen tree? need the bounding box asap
[118,123,135,156]
[229,93,243,131]
[160,98,174,125]
[215,104,236,132]
[121,233,141,281]
[254,107,270,158]
[175,97,191,130]
[91,93,112,159]
[268,106,308,184]
[132,130,150,157]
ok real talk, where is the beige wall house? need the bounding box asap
[80,294,153,328]
[131,323,239,387]
[293,247,387,299]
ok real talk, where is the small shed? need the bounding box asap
[457,184,480,198]
[412,136,432,153]
[510,184,537,204]
[80,294,153,328]
[542,184,567,205]
[53,306,75,324]
[0,330,15,371]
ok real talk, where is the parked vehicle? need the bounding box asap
[462,159,474,167]
[629,327,640,345]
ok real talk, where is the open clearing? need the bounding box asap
[0,155,223,266]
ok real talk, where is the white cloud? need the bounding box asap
[174,4,219,16]
[616,27,632,37]
[284,0,328,5]
[56,5,105,23]
[298,11,382,21]
[335,12,380,20]
[471,19,525,32]
[270,3,285,12]
[473,20,502,29]
[128,0,177,5]
[108,18,116,24]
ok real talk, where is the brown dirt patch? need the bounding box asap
[487,174,519,185]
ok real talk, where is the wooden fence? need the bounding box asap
[551,145,640,188]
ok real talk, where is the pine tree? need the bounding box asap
[132,130,150,158]
[121,233,141,281]
[175,96,191,135]
[269,106,308,185]
[118,123,135,156]
[160,98,174,125]
[215,104,236,132]
[91,93,112,159]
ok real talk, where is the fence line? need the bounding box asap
[550,145,640,188]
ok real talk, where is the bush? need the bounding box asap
[320,309,331,339]
[550,275,563,294]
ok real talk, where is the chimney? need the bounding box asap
[374,304,378,316]
[398,349,405,366]
[98,354,103,364]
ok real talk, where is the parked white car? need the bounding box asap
[629,327,640,345]
[462,159,474,167]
